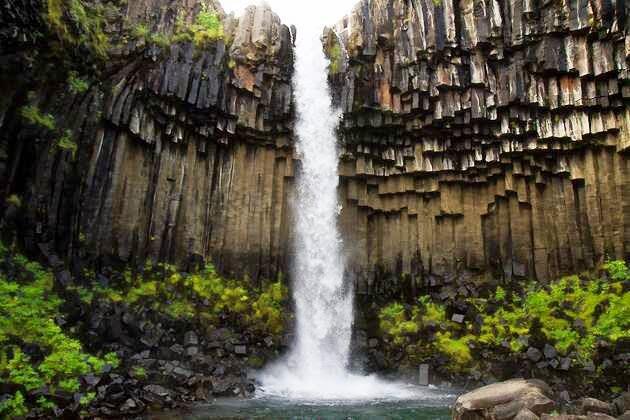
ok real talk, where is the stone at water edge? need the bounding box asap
[418,364,429,386]
[452,378,555,420]
[576,397,612,415]
[514,408,540,420]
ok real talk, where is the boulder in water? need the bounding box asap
[453,378,555,420]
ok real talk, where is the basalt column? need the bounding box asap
[0,2,297,282]
[330,0,630,296]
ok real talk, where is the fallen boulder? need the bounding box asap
[453,378,555,420]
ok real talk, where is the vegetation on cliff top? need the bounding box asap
[379,262,630,378]
[133,5,224,50]
[0,242,118,418]
[45,0,110,60]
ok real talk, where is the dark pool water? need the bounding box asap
[157,393,455,420]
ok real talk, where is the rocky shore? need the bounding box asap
[454,379,630,420]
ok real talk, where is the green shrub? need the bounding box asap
[0,243,118,417]
[57,129,78,157]
[46,0,109,59]
[378,260,630,374]
[76,261,288,338]
[251,281,288,334]
[327,42,342,74]
[6,194,22,208]
[191,7,223,48]
[131,366,147,379]
[20,105,56,130]
[68,71,89,94]
[494,285,506,302]
[434,332,473,369]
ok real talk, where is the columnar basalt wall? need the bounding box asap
[331,0,630,296]
[0,1,296,282]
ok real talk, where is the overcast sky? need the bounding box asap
[220,0,357,28]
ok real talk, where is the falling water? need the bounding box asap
[257,8,450,403]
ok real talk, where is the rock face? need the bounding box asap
[2,0,630,293]
[0,1,295,281]
[331,0,630,294]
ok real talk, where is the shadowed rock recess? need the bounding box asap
[1,0,629,294]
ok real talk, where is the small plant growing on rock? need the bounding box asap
[20,105,56,131]
[67,71,89,94]
[57,129,78,158]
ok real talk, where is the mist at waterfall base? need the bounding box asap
[235,7,451,404]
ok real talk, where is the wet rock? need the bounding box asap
[543,344,557,359]
[576,397,612,415]
[526,347,542,362]
[514,407,540,420]
[184,331,198,347]
[418,364,429,386]
[211,375,241,396]
[143,384,172,398]
[452,313,465,323]
[558,390,571,403]
[559,357,571,371]
[185,346,199,357]
[612,393,630,415]
[618,411,630,420]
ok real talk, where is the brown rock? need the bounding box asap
[453,379,555,420]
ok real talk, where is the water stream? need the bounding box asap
[255,11,452,405]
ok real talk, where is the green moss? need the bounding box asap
[435,332,473,370]
[251,281,288,334]
[191,6,223,48]
[379,260,630,374]
[57,129,78,158]
[6,194,22,208]
[132,23,149,40]
[0,242,118,417]
[68,71,89,94]
[494,285,506,302]
[76,262,288,338]
[20,105,56,130]
[45,0,110,60]
[327,42,342,74]
[131,366,147,379]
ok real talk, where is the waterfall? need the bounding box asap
[258,6,429,402]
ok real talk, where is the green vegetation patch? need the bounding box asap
[20,105,56,131]
[57,129,78,158]
[378,261,630,373]
[0,242,118,418]
[67,71,89,94]
[133,5,224,50]
[325,37,343,74]
[45,0,110,60]
[71,262,289,336]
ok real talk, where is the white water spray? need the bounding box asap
[257,7,452,403]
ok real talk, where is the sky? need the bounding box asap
[220,0,358,29]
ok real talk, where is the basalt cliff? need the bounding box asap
[330,0,629,298]
[1,0,629,296]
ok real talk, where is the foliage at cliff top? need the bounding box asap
[0,242,118,418]
[134,5,224,50]
[379,261,630,374]
[323,31,343,75]
[73,261,288,336]
[45,0,109,60]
